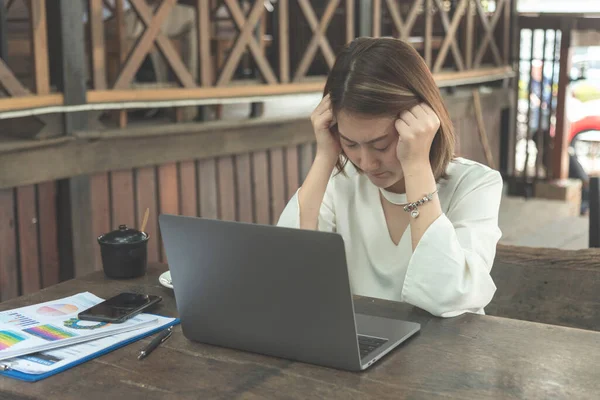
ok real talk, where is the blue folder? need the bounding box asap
[0,317,180,382]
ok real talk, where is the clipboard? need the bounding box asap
[0,318,180,382]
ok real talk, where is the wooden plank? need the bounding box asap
[488,244,600,331]
[473,90,496,169]
[425,0,432,68]
[346,0,354,43]
[278,0,290,83]
[465,0,474,69]
[16,185,41,294]
[372,0,381,37]
[29,0,50,94]
[87,81,325,103]
[269,148,286,224]
[0,118,314,189]
[135,166,159,263]
[285,145,299,200]
[110,170,135,229]
[252,151,270,225]
[0,58,29,96]
[158,162,179,262]
[0,188,19,301]
[198,158,218,219]
[89,0,107,90]
[196,0,213,86]
[299,143,314,183]
[553,21,573,180]
[158,163,179,217]
[37,181,60,286]
[90,173,110,271]
[85,67,512,105]
[221,0,277,85]
[235,154,253,223]
[0,93,63,112]
[503,0,511,63]
[217,156,236,221]
[179,161,197,216]
[114,0,128,126]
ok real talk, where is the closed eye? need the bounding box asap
[343,141,358,148]
[374,145,389,152]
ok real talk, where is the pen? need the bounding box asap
[138,326,173,360]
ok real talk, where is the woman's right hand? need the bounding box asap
[310,94,341,161]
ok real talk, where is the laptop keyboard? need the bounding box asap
[358,335,388,358]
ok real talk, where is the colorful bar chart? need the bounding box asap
[0,312,39,328]
[24,325,77,341]
[0,330,27,350]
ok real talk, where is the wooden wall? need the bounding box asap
[0,90,506,302]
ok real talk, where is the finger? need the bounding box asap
[399,109,418,126]
[317,97,332,116]
[314,94,331,114]
[418,103,437,119]
[418,103,441,127]
[410,104,429,121]
[316,109,334,127]
[395,119,409,137]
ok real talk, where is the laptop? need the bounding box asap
[159,214,420,371]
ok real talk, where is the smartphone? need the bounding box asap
[78,293,162,323]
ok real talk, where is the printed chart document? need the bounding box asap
[0,314,175,375]
[0,292,159,361]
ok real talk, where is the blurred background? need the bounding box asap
[0,0,599,301]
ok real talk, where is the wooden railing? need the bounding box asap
[0,0,515,130]
[0,0,517,302]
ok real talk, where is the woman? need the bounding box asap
[277,37,503,318]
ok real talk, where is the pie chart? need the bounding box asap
[36,304,79,316]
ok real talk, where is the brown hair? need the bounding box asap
[323,37,455,180]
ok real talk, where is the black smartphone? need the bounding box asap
[78,293,162,323]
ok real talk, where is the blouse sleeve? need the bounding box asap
[400,168,503,318]
[276,178,337,232]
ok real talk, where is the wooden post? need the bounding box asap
[502,0,519,177]
[0,0,8,61]
[359,0,372,37]
[53,0,95,280]
[552,18,574,180]
[590,177,600,248]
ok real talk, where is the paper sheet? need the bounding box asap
[0,314,175,375]
[0,292,159,361]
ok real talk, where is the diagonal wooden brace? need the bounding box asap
[473,0,506,67]
[293,0,340,82]
[114,0,195,89]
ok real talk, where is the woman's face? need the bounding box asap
[336,111,405,191]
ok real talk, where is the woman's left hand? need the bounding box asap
[395,103,440,169]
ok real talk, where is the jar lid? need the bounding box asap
[98,225,148,245]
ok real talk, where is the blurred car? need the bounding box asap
[564,52,600,175]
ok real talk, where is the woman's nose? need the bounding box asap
[359,149,379,172]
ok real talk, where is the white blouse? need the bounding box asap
[276,157,503,318]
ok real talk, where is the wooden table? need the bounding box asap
[1,263,599,400]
